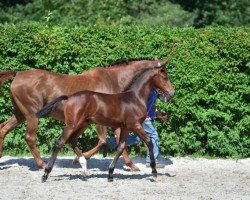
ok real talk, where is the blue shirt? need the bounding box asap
[147,90,157,118]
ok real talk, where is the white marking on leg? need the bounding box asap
[79,156,87,175]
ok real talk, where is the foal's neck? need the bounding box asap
[127,69,157,105]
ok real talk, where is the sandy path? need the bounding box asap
[0,156,249,200]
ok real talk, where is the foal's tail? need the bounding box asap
[0,71,17,87]
[36,96,68,118]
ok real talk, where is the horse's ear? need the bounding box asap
[153,56,158,60]
[156,57,169,68]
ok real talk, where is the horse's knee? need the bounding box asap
[55,138,64,149]
[98,138,107,147]
[25,134,36,145]
[117,146,125,154]
[145,138,153,147]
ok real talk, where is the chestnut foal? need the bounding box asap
[36,64,175,182]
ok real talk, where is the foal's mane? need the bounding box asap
[101,57,156,68]
[124,68,153,92]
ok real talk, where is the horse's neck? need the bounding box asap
[128,69,157,106]
[101,64,154,91]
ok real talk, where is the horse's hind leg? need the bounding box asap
[122,150,140,171]
[114,128,140,171]
[25,116,46,169]
[42,127,74,182]
[108,128,129,182]
[82,125,108,159]
[68,123,90,172]
[0,115,21,158]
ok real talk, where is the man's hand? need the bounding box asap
[154,113,171,122]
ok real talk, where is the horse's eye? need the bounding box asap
[163,75,168,80]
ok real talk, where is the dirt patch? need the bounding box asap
[0,156,249,200]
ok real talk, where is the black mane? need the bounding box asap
[101,57,157,68]
[124,68,152,92]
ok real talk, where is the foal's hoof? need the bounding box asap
[107,178,114,182]
[41,175,48,183]
[126,162,140,172]
[130,165,140,172]
[37,162,47,169]
[81,169,89,176]
[152,172,157,178]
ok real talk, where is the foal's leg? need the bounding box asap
[72,125,107,165]
[82,126,140,171]
[82,125,108,159]
[132,123,157,177]
[68,123,90,172]
[42,127,74,182]
[114,128,140,171]
[108,128,129,182]
[0,115,21,158]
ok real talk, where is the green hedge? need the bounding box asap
[0,23,249,158]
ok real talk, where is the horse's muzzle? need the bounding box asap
[159,90,175,103]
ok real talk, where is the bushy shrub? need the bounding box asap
[0,23,249,158]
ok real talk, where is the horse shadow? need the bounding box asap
[53,171,174,182]
[0,157,81,171]
[52,156,174,181]
[0,157,41,171]
[0,156,174,173]
[53,156,174,172]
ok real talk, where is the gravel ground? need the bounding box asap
[0,156,249,200]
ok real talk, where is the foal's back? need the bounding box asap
[64,91,146,129]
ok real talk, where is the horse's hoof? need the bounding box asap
[72,156,79,165]
[82,170,88,176]
[107,178,114,182]
[152,172,157,178]
[130,165,140,172]
[41,175,48,183]
[126,162,140,172]
[38,162,46,169]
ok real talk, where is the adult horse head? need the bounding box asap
[151,64,175,102]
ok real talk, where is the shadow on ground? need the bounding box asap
[0,156,173,172]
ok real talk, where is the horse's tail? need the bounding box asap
[36,95,68,118]
[0,71,17,87]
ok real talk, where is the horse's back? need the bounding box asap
[67,90,144,127]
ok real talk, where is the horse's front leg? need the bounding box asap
[132,123,157,178]
[42,127,73,182]
[108,128,129,182]
[0,115,21,158]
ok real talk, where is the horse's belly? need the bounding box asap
[90,116,123,128]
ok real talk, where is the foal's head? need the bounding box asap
[151,64,175,102]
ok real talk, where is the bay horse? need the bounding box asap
[36,64,175,182]
[0,58,169,171]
